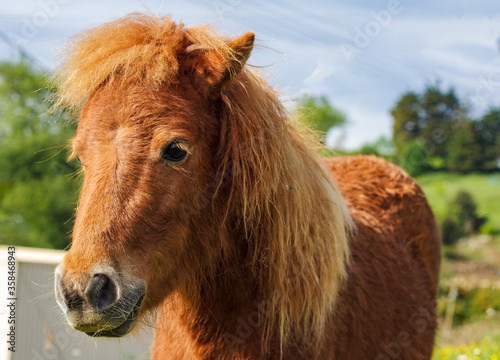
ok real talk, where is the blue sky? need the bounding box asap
[1,0,500,149]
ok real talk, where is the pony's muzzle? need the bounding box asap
[55,264,146,337]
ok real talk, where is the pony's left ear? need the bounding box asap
[186,32,255,97]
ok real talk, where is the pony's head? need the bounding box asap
[54,13,352,351]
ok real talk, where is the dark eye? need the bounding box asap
[161,141,189,164]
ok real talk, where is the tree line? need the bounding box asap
[298,85,500,177]
[392,85,500,176]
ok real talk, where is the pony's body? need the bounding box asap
[53,14,440,360]
[151,156,440,360]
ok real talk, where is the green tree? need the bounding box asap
[296,95,347,144]
[419,86,464,159]
[441,190,485,245]
[475,108,500,172]
[447,121,482,173]
[391,85,466,170]
[441,217,463,246]
[391,92,420,156]
[399,140,428,177]
[0,60,78,249]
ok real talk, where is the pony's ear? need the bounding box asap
[186,32,255,97]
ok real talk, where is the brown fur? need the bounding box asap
[53,13,440,359]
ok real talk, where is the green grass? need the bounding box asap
[416,172,500,357]
[417,172,500,232]
[433,334,500,359]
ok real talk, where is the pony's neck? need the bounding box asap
[167,248,326,359]
[163,245,265,358]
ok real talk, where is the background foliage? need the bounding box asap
[0,61,79,249]
[391,84,500,175]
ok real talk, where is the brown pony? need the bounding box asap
[53,13,441,359]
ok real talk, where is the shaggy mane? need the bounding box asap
[53,13,354,355]
[219,69,354,351]
[53,12,235,111]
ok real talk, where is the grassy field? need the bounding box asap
[433,334,499,359]
[417,172,500,232]
[432,237,500,359]
[418,173,500,358]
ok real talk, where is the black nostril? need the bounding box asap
[85,273,119,312]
